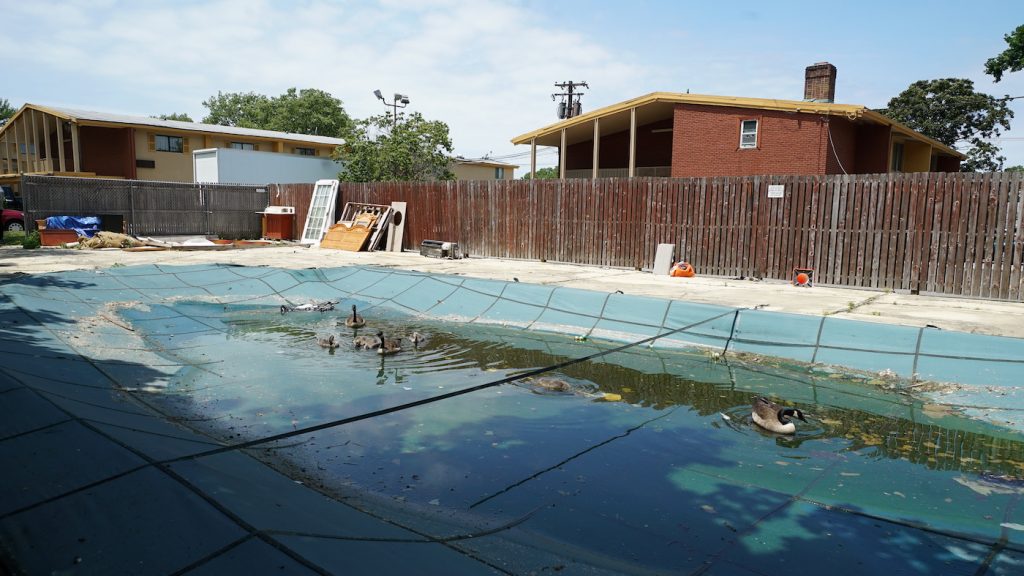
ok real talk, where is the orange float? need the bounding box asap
[670,262,695,278]
[793,267,814,287]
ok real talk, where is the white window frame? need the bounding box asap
[740,119,758,149]
[299,179,339,245]
[494,167,505,179]
[155,134,183,153]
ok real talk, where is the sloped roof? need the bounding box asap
[453,157,520,169]
[511,91,963,159]
[3,103,345,146]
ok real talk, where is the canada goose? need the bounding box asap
[751,396,806,434]
[378,331,402,355]
[353,332,382,350]
[345,304,366,328]
[408,331,426,346]
[317,334,340,349]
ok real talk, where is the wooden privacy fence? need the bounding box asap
[331,172,1024,301]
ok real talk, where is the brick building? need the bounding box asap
[511,63,963,179]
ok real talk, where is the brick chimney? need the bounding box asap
[804,62,837,103]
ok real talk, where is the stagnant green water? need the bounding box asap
[124,302,1024,574]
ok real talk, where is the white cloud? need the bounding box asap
[4,0,1024,169]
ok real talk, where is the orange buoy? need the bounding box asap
[670,262,695,278]
[793,267,813,287]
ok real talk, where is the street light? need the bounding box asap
[374,89,410,126]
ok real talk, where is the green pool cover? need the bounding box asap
[1,264,1022,575]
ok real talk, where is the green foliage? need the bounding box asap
[0,98,15,126]
[336,112,454,182]
[267,88,352,137]
[153,112,194,122]
[985,24,1024,82]
[880,78,1013,172]
[201,91,271,128]
[2,230,24,246]
[201,88,351,137]
[1004,165,1024,172]
[521,166,560,179]
[21,231,40,249]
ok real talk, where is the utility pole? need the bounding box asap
[552,81,589,119]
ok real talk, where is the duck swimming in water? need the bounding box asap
[408,331,426,347]
[345,304,366,328]
[751,396,806,434]
[317,334,340,349]
[378,331,402,355]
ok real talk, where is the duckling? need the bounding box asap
[377,331,402,355]
[353,332,382,350]
[408,331,426,347]
[317,334,340,349]
[345,304,366,328]
[534,377,571,393]
[751,396,806,434]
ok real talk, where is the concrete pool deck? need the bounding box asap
[2,243,1023,339]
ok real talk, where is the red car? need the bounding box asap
[2,208,24,232]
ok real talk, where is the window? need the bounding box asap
[891,143,904,172]
[494,167,505,179]
[294,147,316,156]
[155,134,184,153]
[18,143,36,154]
[230,142,255,151]
[740,120,758,149]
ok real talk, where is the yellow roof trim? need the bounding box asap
[511,91,964,159]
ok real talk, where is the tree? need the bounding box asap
[153,112,193,122]
[265,88,352,137]
[521,166,559,179]
[880,78,1013,172]
[1004,165,1024,173]
[985,25,1024,82]
[201,88,351,137]
[202,91,272,128]
[336,112,454,182]
[0,99,15,126]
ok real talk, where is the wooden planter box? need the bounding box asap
[39,229,80,246]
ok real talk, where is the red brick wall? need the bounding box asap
[671,104,829,177]
[565,118,673,170]
[824,117,857,174]
[80,126,135,178]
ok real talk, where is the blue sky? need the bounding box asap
[3,0,1024,170]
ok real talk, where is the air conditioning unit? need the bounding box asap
[260,206,295,215]
[420,239,463,259]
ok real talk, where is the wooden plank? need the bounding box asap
[1009,173,1024,300]
[995,171,1015,299]
[986,172,1007,298]
[931,173,953,294]
[915,173,937,293]
[969,173,992,297]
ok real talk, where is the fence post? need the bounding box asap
[129,180,136,236]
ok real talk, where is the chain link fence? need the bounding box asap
[22,175,268,238]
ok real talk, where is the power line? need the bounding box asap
[552,81,589,119]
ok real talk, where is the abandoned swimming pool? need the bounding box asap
[1,264,1022,575]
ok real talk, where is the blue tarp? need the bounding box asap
[45,215,100,238]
